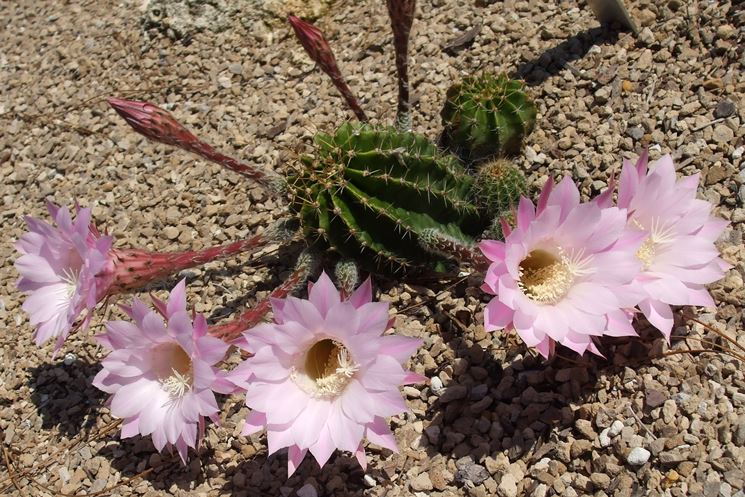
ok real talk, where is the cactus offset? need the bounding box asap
[473,158,527,218]
[288,122,489,273]
[441,73,536,163]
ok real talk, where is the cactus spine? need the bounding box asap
[441,73,536,163]
[288,122,489,272]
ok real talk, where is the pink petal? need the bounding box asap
[293,399,332,449]
[365,416,398,452]
[483,298,514,331]
[307,271,341,318]
[378,335,422,363]
[241,410,267,436]
[348,277,372,308]
[287,445,308,477]
[354,444,367,470]
[638,298,674,340]
[308,424,336,468]
[166,279,188,316]
[478,240,506,262]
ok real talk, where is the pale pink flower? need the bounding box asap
[15,202,113,351]
[231,273,424,476]
[92,280,231,462]
[479,177,644,358]
[617,152,730,338]
[16,202,269,352]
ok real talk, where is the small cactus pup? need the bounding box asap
[472,158,527,219]
[288,122,489,273]
[440,73,537,163]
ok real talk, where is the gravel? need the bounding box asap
[1,0,744,496]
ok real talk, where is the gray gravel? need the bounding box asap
[1,0,744,496]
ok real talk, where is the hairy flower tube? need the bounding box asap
[230,272,424,476]
[92,279,232,462]
[479,177,644,358]
[15,202,113,352]
[15,201,273,351]
[617,152,730,338]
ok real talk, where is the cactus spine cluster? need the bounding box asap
[288,122,489,272]
[440,73,536,163]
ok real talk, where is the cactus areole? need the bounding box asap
[288,122,490,273]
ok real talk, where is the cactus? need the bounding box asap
[440,73,536,163]
[481,211,516,241]
[288,122,489,273]
[473,158,527,218]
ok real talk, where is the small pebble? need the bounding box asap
[627,447,651,466]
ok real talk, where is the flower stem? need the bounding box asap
[108,234,268,293]
[386,0,416,130]
[107,98,285,193]
[209,250,317,342]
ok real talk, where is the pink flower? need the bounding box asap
[617,152,730,338]
[479,177,644,358]
[16,202,271,352]
[15,202,113,351]
[92,280,231,462]
[231,272,424,476]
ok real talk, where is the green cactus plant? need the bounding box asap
[287,122,489,273]
[473,158,527,218]
[441,73,536,163]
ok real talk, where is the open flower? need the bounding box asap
[16,201,273,352]
[617,152,730,338]
[479,177,644,358]
[92,280,231,462]
[231,272,423,476]
[15,202,113,351]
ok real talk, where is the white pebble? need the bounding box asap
[63,353,77,366]
[608,420,624,437]
[626,447,651,466]
[430,376,444,394]
[599,428,612,447]
[363,474,377,487]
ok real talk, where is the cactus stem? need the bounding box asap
[419,228,489,271]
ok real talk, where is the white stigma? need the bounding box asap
[292,339,359,399]
[160,368,192,399]
[634,218,674,270]
[517,247,591,305]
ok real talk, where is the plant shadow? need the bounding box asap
[27,358,106,436]
[511,25,624,86]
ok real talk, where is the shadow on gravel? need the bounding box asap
[512,25,623,86]
[413,291,671,487]
[222,448,369,497]
[100,434,208,492]
[28,358,106,436]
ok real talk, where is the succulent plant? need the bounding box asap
[473,158,527,219]
[440,73,536,163]
[288,122,489,272]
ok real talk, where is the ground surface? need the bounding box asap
[0,0,744,496]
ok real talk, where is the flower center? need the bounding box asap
[60,266,80,298]
[518,248,582,304]
[153,343,193,399]
[634,218,674,271]
[292,339,359,399]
